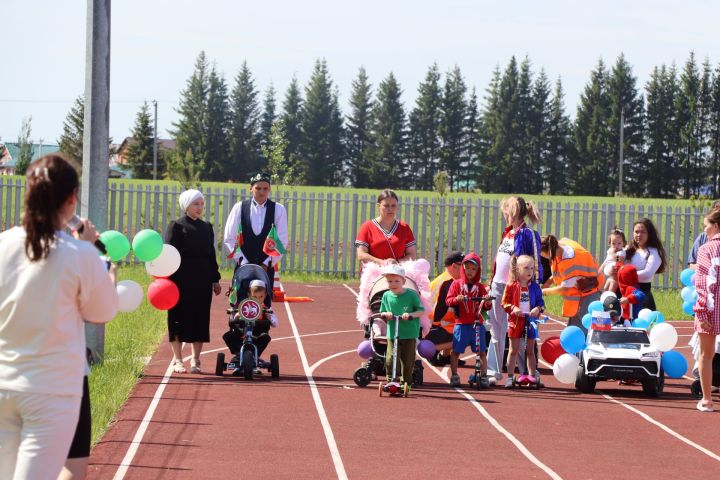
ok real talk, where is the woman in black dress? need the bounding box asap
[166,189,222,373]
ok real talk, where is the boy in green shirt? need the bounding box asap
[379,264,425,385]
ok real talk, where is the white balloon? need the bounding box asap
[116,280,143,312]
[638,308,653,321]
[649,323,678,352]
[145,244,181,278]
[600,291,617,303]
[553,353,580,384]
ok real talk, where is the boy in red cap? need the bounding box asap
[617,264,647,324]
[446,253,493,387]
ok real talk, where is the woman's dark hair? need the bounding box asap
[607,227,626,245]
[540,235,560,260]
[626,218,666,274]
[22,153,79,261]
[376,189,399,204]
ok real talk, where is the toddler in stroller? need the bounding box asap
[353,260,433,387]
[215,264,280,379]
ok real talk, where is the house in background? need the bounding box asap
[112,137,175,176]
[0,142,60,175]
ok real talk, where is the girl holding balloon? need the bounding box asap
[692,206,720,412]
[165,190,222,374]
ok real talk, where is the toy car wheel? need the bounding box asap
[690,379,703,398]
[270,354,280,379]
[575,363,595,393]
[215,353,225,377]
[242,350,254,380]
[642,368,664,397]
[353,367,372,387]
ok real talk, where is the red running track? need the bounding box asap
[88,282,720,480]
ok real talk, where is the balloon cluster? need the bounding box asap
[110,229,182,312]
[679,267,698,316]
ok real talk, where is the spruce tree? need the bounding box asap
[573,58,613,195]
[260,83,277,152]
[369,72,406,188]
[300,59,345,186]
[15,117,33,175]
[263,119,297,185]
[171,51,210,180]
[438,66,467,191]
[529,66,551,194]
[58,96,84,166]
[608,53,645,196]
[676,52,701,197]
[408,63,442,189]
[345,67,375,187]
[125,102,156,179]
[463,87,481,191]
[696,58,713,195]
[645,64,680,197]
[545,78,573,195]
[281,77,305,183]
[709,63,720,197]
[205,66,231,180]
[229,61,261,181]
[478,65,502,192]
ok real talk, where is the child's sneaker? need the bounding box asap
[450,374,461,387]
[526,375,537,384]
[517,374,530,384]
[488,376,497,386]
[505,377,514,388]
[479,377,490,389]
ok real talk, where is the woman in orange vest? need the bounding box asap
[540,235,603,331]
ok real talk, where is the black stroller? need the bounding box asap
[353,273,424,388]
[215,264,279,379]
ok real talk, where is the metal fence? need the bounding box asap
[0,177,707,289]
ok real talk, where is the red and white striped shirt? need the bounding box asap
[693,233,720,335]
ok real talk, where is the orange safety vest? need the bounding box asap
[429,271,456,334]
[551,239,603,318]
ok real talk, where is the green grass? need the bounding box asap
[88,265,166,446]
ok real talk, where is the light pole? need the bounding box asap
[152,99,158,180]
[618,107,624,196]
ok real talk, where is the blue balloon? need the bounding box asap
[647,311,665,325]
[681,286,696,302]
[661,350,688,378]
[582,313,593,330]
[633,318,650,329]
[682,300,695,316]
[560,326,586,354]
[588,301,604,313]
[691,289,698,302]
[680,268,695,287]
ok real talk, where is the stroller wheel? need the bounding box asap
[691,379,703,399]
[353,367,372,387]
[215,353,225,377]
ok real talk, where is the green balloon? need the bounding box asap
[100,230,131,261]
[132,229,163,262]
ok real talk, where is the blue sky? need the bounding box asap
[2,0,719,145]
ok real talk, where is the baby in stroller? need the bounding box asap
[218,264,279,378]
[353,260,433,387]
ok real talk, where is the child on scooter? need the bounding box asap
[446,253,493,387]
[502,255,545,388]
[379,264,425,386]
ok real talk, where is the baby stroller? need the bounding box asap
[353,273,424,388]
[215,264,279,379]
[689,332,720,398]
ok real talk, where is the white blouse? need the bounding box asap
[626,246,661,283]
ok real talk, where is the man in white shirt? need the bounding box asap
[223,173,288,306]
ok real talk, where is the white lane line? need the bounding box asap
[424,361,563,480]
[310,349,356,373]
[601,393,720,462]
[113,361,175,480]
[200,329,363,356]
[342,283,359,298]
[283,300,348,479]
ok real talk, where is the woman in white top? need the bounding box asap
[0,154,118,480]
[624,218,666,311]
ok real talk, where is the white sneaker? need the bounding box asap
[505,378,514,388]
[488,377,497,386]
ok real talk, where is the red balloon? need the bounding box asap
[540,336,565,365]
[147,278,179,310]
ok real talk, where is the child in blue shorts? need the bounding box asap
[446,252,493,387]
[501,255,545,387]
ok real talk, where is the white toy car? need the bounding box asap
[576,327,664,397]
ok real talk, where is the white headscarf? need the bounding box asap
[178,189,204,213]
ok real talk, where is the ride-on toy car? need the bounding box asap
[576,327,663,397]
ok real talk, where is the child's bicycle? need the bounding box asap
[465,295,495,390]
[509,313,548,389]
[379,314,410,398]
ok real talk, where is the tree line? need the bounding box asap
[114,51,720,198]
